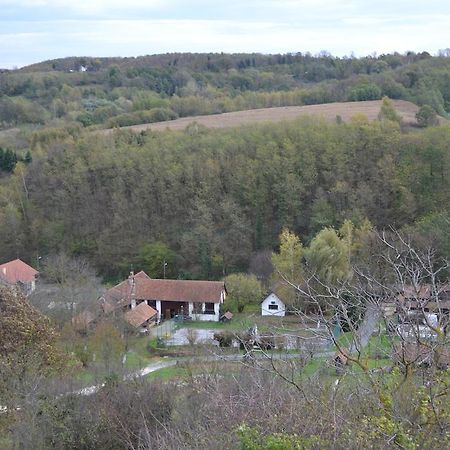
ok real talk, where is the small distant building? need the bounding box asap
[396,283,450,333]
[261,292,286,317]
[220,311,233,322]
[0,258,39,295]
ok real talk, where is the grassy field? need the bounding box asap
[100,99,444,135]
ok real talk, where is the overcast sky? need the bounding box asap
[1,0,449,68]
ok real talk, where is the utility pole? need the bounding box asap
[163,260,168,279]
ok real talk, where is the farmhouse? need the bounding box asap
[0,258,39,295]
[397,284,450,326]
[261,292,286,317]
[101,271,226,322]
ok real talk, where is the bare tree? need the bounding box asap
[29,252,102,326]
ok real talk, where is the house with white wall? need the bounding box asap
[0,258,39,296]
[261,292,286,317]
[100,271,226,322]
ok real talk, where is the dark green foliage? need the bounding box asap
[105,107,177,128]
[213,331,234,347]
[0,147,18,172]
[348,83,382,101]
[1,117,449,278]
[0,54,449,278]
[415,104,439,127]
[137,241,177,278]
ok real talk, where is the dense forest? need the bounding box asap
[0,114,449,280]
[0,52,449,281]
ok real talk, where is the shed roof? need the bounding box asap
[124,303,157,328]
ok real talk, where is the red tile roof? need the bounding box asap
[124,303,157,328]
[398,284,450,301]
[136,278,225,303]
[101,271,225,310]
[0,259,38,285]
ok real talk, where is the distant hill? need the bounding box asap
[1,51,449,134]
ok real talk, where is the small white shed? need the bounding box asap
[261,293,286,317]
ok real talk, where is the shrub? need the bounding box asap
[214,331,234,347]
[415,104,439,127]
[259,334,275,350]
[348,83,382,101]
[106,108,177,128]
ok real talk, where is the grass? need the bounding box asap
[77,369,96,385]
[74,336,162,387]
[180,315,254,331]
[179,311,317,333]
[301,357,329,377]
[146,365,188,380]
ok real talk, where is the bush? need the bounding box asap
[106,108,177,128]
[214,331,234,347]
[259,333,275,350]
[415,104,439,127]
[348,83,382,101]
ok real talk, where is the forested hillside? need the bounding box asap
[0,52,449,280]
[1,52,450,135]
[0,113,449,279]
[1,52,450,449]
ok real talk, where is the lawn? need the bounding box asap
[146,365,188,380]
[180,314,254,331]
[179,311,318,333]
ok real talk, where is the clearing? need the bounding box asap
[102,100,441,134]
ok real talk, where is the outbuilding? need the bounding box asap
[261,292,286,317]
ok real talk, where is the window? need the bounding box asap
[193,303,202,314]
[204,302,215,314]
[268,304,279,310]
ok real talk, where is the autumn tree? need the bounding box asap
[224,273,264,312]
[305,227,351,284]
[30,252,102,326]
[378,96,401,124]
[89,322,125,373]
[271,228,304,306]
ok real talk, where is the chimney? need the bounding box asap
[129,271,136,309]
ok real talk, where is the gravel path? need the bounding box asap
[350,303,382,353]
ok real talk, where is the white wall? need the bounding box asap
[190,301,220,321]
[261,293,286,317]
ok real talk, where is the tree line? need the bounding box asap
[1,51,450,132]
[0,112,448,280]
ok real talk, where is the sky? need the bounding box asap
[1,0,449,68]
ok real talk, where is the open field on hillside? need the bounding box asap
[104,100,442,134]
